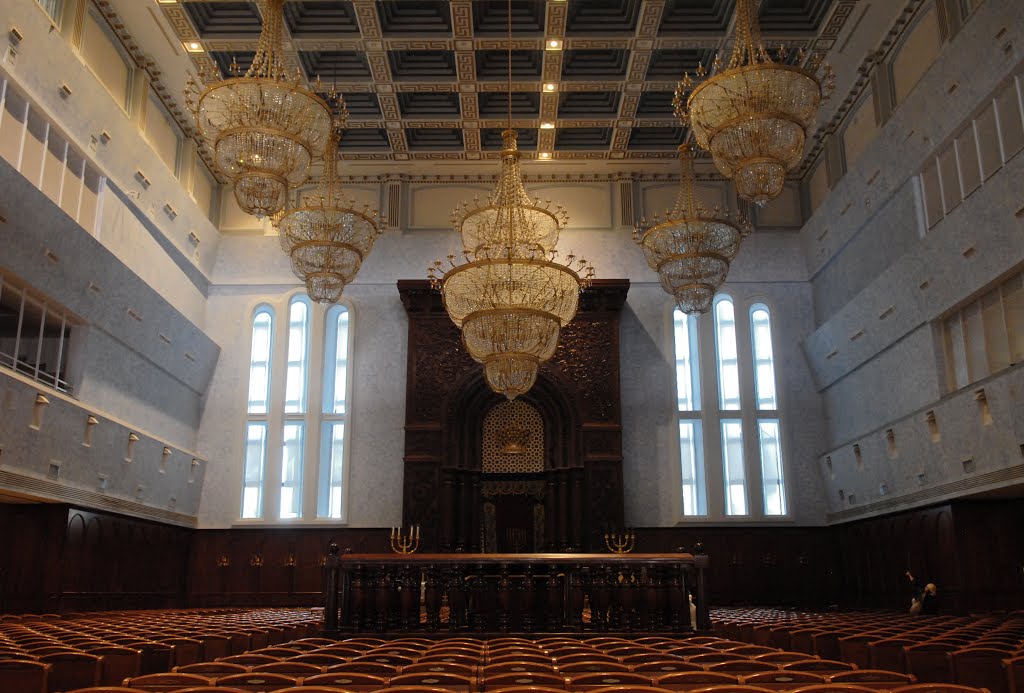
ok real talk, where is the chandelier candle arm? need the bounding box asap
[185,0,334,218]
[676,0,835,206]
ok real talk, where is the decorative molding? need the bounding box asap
[0,470,198,528]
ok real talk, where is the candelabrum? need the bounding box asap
[605,530,636,554]
[390,525,420,554]
[216,555,230,568]
[250,554,264,568]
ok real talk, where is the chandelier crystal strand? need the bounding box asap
[185,0,333,218]
[677,0,834,206]
[275,129,386,304]
[634,144,750,315]
[429,0,594,400]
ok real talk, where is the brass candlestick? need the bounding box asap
[390,525,420,554]
[604,530,635,554]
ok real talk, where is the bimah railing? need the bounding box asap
[324,549,710,634]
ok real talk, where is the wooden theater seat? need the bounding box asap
[37,651,102,692]
[302,671,389,690]
[481,671,568,690]
[654,671,740,690]
[211,672,298,691]
[741,671,827,689]
[122,672,213,692]
[389,672,477,691]
[828,670,917,688]
[173,661,249,676]
[0,659,50,693]
[952,648,1014,693]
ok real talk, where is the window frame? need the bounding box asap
[237,294,356,525]
[241,305,275,519]
[669,294,791,522]
[672,308,707,517]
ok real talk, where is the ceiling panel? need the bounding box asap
[157,0,855,163]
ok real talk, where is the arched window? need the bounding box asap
[318,306,350,519]
[242,307,273,519]
[240,297,355,522]
[671,295,789,519]
[674,309,706,515]
[751,304,786,516]
[279,297,310,519]
[714,296,746,515]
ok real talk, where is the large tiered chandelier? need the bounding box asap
[275,129,386,304]
[428,0,594,400]
[634,144,750,315]
[185,0,333,218]
[676,0,834,205]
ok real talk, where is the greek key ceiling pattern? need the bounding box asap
[153,0,857,164]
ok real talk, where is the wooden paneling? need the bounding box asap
[186,527,391,607]
[1,499,1021,613]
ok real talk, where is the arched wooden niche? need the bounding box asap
[399,279,629,553]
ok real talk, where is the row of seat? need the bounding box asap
[711,609,1024,693]
[0,609,322,692]
[53,684,995,693]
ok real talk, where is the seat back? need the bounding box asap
[0,659,49,693]
[213,671,298,691]
[304,671,389,690]
[83,645,142,686]
[123,672,212,692]
[37,652,101,693]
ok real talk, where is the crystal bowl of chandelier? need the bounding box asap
[431,246,593,399]
[685,62,826,205]
[191,77,333,218]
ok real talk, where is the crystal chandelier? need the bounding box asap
[676,0,834,205]
[428,0,593,400]
[634,144,750,315]
[276,129,386,304]
[185,0,333,218]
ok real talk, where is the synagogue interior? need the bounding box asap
[0,0,1023,691]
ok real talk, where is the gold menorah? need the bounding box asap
[390,525,420,554]
[604,530,636,554]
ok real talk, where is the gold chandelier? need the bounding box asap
[428,0,593,400]
[635,144,750,315]
[676,0,834,205]
[185,0,333,218]
[276,129,386,304]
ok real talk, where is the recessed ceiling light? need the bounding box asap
[156,0,178,4]
[184,41,203,53]
[546,39,562,51]
[543,83,557,92]
[538,152,552,160]
[540,122,554,130]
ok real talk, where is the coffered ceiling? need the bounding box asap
[150,0,858,164]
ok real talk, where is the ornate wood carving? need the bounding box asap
[399,279,629,552]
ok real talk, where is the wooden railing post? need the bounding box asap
[323,543,340,633]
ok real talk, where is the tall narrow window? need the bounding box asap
[280,423,304,519]
[751,304,786,516]
[319,306,350,518]
[243,308,274,519]
[284,298,309,414]
[674,309,706,515]
[721,419,747,515]
[758,420,786,515]
[280,297,310,519]
[750,306,777,409]
[714,297,741,410]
